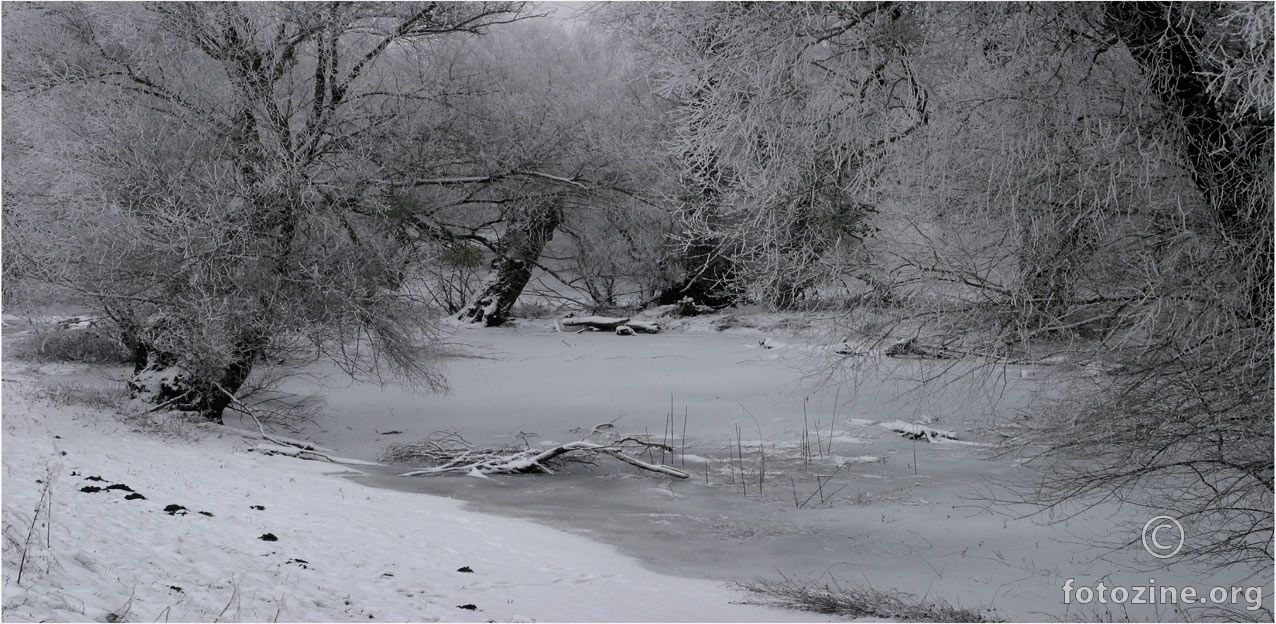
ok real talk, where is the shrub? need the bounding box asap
[738,577,998,622]
[33,382,129,411]
[7,324,131,365]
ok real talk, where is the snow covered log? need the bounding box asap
[878,421,958,442]
[559,317,661,334]
[561,316,631,331]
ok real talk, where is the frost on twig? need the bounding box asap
[383,433,690,479]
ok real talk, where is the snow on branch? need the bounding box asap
[385,434,690,479]
[251,443,382,466]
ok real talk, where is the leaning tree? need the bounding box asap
[379,19,669,326]
[3,2,524,422]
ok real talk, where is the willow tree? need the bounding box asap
[870,2,1273,570]
[3,2,523,422]
[604,0,1273,570]
[1028,1,1273,570]
[383,19,668,326]
[605,2,924,310]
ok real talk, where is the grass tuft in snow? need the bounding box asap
[738,577,999,622]
[121,408,210,441]
[7,325,131,365]
[33,382,129,412]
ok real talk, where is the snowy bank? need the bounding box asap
[1,365,819,622]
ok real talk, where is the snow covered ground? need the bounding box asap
[4,314,1270,622]
[1,359,824,622]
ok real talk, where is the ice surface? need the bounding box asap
[8,323,1269,621]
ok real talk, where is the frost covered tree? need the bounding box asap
[604,2,923,310]
[1021,1,1273,570]
[391,20,668,326]
[604,0,1272,569]
[853,2,1271,569]
[3,2,524,422]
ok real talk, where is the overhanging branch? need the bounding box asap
[411,169,593,191]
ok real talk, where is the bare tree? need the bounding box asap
[605,2,923,310]
[1018,1,1273,570]
[390,19,668,325]
[601,0,1273,570]
[3,2,524,422]
[869,2,1273,569]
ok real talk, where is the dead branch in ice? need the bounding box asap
[566,418,621,437]
[210,383,351,461]
[386,434,690,479]
[251,443,382,466]
[379,431,482,466]
[878,421,959,442]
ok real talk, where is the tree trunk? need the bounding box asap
[1103,2,1274,322]
[128,336,258,424]
[458,200,563,326]
[1014,217,1095,334]
[652,234,743,311]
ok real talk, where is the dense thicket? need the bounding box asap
[604,1,1273,569]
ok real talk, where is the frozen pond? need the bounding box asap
[245,326,1266,621]
[266,327,1022,461]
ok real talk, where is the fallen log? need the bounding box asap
[625,320,661,334]
[561,316,630,331]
